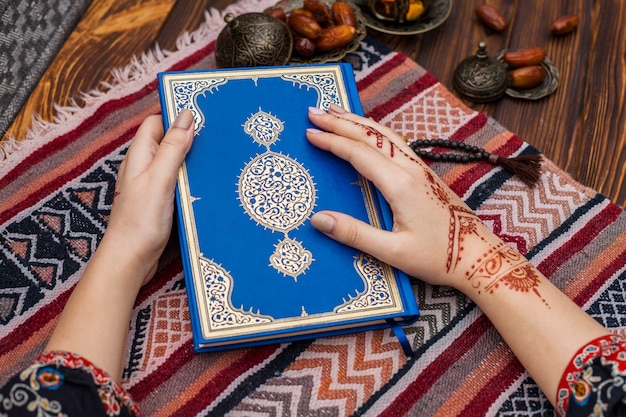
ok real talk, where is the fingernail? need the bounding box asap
[329,103,347,114]
[173,109,194,130]
[308,106,326,115]
[306,127,324,134]
[311,212,336,234]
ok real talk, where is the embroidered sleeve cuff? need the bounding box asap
[35,351,141,416]
[556,334,626,417]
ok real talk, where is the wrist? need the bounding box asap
[443,224,516,297]
[93,231,158,290]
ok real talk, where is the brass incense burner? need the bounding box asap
[453,42,509,102]
[215,12,293,68]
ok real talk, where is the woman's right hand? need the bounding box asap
[306,104,502,293]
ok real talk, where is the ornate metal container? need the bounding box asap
[215,12,293,68]
[453,41,509,103]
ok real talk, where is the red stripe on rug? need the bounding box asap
[356,53,406,92]
[538,203,622,278]
[448,112,489,143]
[443,113,495,195]
[572,244,626,306]
[365,72,438,122]
[450,133,529,197]
[459,358,525,416]
[378,314,492,417]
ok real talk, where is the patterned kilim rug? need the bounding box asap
[2,0,626,415]
[0,0,93,138]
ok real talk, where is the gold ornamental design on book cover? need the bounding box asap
[239,108,315,281]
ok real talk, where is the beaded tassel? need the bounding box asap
[408,139,542,187]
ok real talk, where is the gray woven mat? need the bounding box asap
[0,0,93,137]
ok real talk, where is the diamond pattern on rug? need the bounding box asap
[0,148,122,324]
[142,290,192,368]
[384,84,476,142]
[587,272,626,329]
[124,277,194,381]
[498,377,555,417]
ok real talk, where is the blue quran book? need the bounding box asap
[158,63,419,353]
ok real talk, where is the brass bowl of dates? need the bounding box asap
[266,0,367,64]
[496,49,559,100]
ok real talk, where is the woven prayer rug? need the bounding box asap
[0,0,93,138]
[2,0,626,415]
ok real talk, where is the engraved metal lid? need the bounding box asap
[453,41,509,103]
[215,12,293,68]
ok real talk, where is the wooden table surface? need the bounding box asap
[4,0,626,205]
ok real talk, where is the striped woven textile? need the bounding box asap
[2,0,625,415]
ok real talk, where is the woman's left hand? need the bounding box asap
[106,109,194,284]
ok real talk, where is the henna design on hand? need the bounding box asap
[337,116,547,304]
[447,205,485,272]
[364,124,391,156]
[411,143,548,305]
[416,166,488,272]
[348,118,396,158]
[423,169,451,206]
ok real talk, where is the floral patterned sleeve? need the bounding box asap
[557,334,626,416]
[0,351,140,417]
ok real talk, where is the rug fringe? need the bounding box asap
[0,136,23,161]
[0,0,276,176]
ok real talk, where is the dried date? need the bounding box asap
[332,1,357,28]
[314,24,356,52]
[509,65,546,89]
[293,36,316,57]
[264,7,287,22]
[303,0,333,26]
[550,15,579,35]
[287,12,322,39]
[291,8,314,18]
[475,4,507,32]
[503,47,546,68]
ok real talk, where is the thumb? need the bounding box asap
[152,109,194,188]
[310,211,392,258]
